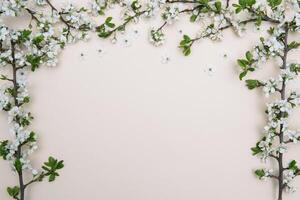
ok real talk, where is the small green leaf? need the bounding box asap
[106,22,115,28]
[255,169,265,179]
[14,159,22,173]
[289,160,296,167]
[183,47,191,56]
[239,0,255,7]
[183,35,191,42]
[288,41,300,50]
[237,59,249,69]
[32,35,45,46]
[26,54,42,71]
[42,156,64,182]
[190,14,198,22]
[251,146,262,155]
[239,71,247,80]
[0,140,9,159]
[288,160,298,171]
[56,160,64,169]
[267,0,282,8]
[7,186,20,198]
[245,79,261,90]
[246,51,253,61]
[215,1,222,12]
[232,4,243,13]
[239,0,247,7]
[18,30,32,43]
[105,17,113,23]
[255,16,262,26]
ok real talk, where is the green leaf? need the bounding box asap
[106,22,115,28]
[179,35,193,56]
[245,51,253,61]
[198,0,209,5]
[215,1,222,12]
[248,0,256,6]
[255,16,262,26]
[288,160,298,171]
[251,146,262,155]
[98,9,105,15]
[183,35,191,42]
[14,159,22,173]
[95,24,112,38]
[18,30,32,43]
[32,35,45,46]
[237,59,249,69]
[26,131,36,143]
[239,0,255,7]
[245,79,261,90]
[239,0,247,7]
[42,156,64,182]
[267,0,282,8]
[0,140,9,159]
[288,41,300,50]
[239,71,247,80]
[26,54,42,71]
[105,17,113,23]
[233,4,243,13]
[255,169,265,179]
[183,47,191,56]
[7,186,20,198]
[131,0,142,10]
[190,14,198,22]
[56,160,64,169]
[49,174,56,182]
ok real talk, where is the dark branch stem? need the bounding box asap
[44,0,76,30]
[179,5,201,13]
[226,0,230,8]
[11,40,25,200]
[277,23,289,200]
[189,14,279,48]
[24,172,48,189]
[156,21,167,32]
[25,8,41,24]
[108,10,147,36]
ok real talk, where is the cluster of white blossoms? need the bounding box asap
[0,84,12,110]
[194,3,248,42]
[161,5,180,24]
[261,168,275,179]
[149,28,165,46]
[59,4,93,42]
[264,36,285,56]
[243,26,288,72]
[89,0,111,15]
[267,99,292,127]
[262,77,281,97]
[35,0,46,6]
[288,91,300,105]
[261,63,300,96]
[144,0,164,17]
[0,0,27,17]
[284,170,297,192]
[284,129,300,143]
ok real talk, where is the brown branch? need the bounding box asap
[277,23,289,200]
[11,40,25,200]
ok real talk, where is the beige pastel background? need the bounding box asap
[1,1,300,200]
